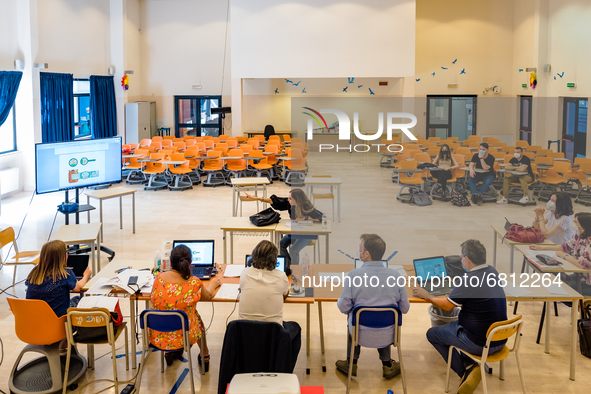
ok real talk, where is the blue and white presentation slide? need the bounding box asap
[414,258,446,281]
[178,242,215,266]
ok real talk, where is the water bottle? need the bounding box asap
[153,251,161,273]
[322,213,328,229]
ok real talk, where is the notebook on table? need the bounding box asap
[413,256,453,296]
[172,240,215,279]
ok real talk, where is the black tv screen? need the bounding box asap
[35,137,122,194]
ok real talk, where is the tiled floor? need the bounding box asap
[0,151,590,393]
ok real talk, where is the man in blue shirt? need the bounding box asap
[336,234,410,379]
[413,240,507,394]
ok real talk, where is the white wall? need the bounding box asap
[231,0,416,79]
[0,0,19,70]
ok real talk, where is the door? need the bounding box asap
[175,96,222,137]
[519,96,532,144]
[562,97,588,162]
[427,96,477,139]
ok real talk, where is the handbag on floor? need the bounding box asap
[409,190,432,206]
[250,207,281,226]
[578,303,591,358]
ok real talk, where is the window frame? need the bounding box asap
[174,95,223,137]
[73,78,91,139]
[0,106,17,155]
[518,95,532,144]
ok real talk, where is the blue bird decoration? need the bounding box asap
[274,88,278,94]
[431,72,436,77]
[348,77,354,83]
[452,59,458,64]
[302,88,306,93]
[285,79,293,84]
[293,81,301,86]
[554,76,556,80]
[342,86,348,92]
[415,78,420,82]
[557,72,564,78]
[369,88,375,95]
[518,69,524,72]
[357,85,363,88]
[460,68,466,75]
[441,67,448,70]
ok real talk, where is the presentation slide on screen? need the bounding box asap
[178,242,214,266]
[36,138,121,194]
[415,259,446,281]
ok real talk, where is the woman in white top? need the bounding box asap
[432,144,459,197]
[532,192,574,245]
[238,240,301,369]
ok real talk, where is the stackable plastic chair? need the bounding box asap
[152,136,163,143]
[264,144,280,179]
[249,150,274,180]
[161,139,173,148]
[139,139,151,148]
[218,135,229,142]
[396,160,424,202]
[225,148,248,182]
[0,228,39,289]
[143,153,168,190]
[202,150,226,187]
[536,160,571,200]
[173,142,186,152]
[283,148,306,186]
[168,153,193,191]
[126,148,148,184]
[184,147,202,185]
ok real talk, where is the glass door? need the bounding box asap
[427,95,477,139]
[175,95,222,137]
[519,96,532,144]
[562,97,588,162]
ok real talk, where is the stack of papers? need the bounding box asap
[214,283,240,300]
[224,265,245,278]
[106,269,154,294]
[78,296,119,312]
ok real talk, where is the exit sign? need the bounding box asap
[567,82,576,88]
[522,84,527,88]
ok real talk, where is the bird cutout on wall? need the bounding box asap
[557,72,564,78]
[431,72,436,77]
[293,81,301,86]
[460,68,466,75]
[342,86,348,92]
[369,88,375,95]
[357,85,363,88]
[285,79,293,84]
[518,69,524,72]
[274,88,279,94]
[441,67,448,70]
[348,77,355,83]
[452,59,458,64]
[554,76,557,80]
[302,88,307,93]
[415,78,421,82]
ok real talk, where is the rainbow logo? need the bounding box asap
[302,107,329,132]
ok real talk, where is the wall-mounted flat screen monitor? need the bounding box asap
[35,137,122,194]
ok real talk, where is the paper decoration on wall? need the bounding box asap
[357,85,363,88]
[274,88,279,94]
[452,59,458,64]
[369,88,375,95]
[302,88,306,93]
[441,67,448,70]
[530,72,537,89]
[557,72,564,78]
[415,78,420,82]
[348,77,355,83]
[431,72,435,77]
[285,79,293,84]
[460,68,466,75]
[293,81,301,86]
[121,75,129,90]
[342,87,348,92]
[518,69,524,72]
[554,76,556,80]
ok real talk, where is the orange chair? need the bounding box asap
[152,136,163,143]
[142,153,168,190]
[236,136,247,144]
[214,142,230,157]
[427,137,441,143]
[227,139,238,149]
[247,139,260,150]
[126,148,148,184]
[536,161,571,200]
[430,154,464,200]
[173,142,186,152]
[183,135,195,141]
[202,150,226,187]
[161,139,173,148]
[249,149,273,180]
[128,143,139,151]
[184,148,202,185]
[239,144,253,154]
[547,151,565,159]
[210,137,220,145]
[204,140,214,150]
[194,136,205,143]
[254,135,265,143]
[8,298,87,393]
[139,138,151,148]
[516,140,529,148]
[166,153,193,191]
[173,138,184,143]
[218,135,229,141]
[264,144,280,179]
[0,227,40,289]
[159,148,174,160]
[575,163,591,204]
[149,141,162,152]
[185,139,196,147]
[202,136,212,140]
[163,135,174,141]
[225,148,248,182]
[390,150,412,182]
[282,134,292,143]
[283,148,306,185]
[396,160,425,202]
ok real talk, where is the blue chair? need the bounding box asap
[135,310,205,394]
[347,306,407,394]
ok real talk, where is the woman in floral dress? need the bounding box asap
[149,244,221,369]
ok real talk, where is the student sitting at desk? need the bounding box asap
[26,240,91,317]
[497,146,533,204]
[239,240,301,370]
[531,212,591,295]
[468,142,496,205]
[243,189,323,267]
[336,234,410,379]
[149,245,221,370]
[532,192,574,245]
[432,144,459,197]
[413,240,507,394]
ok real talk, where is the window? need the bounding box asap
[0,107,17,154]
[519,96,532,144]
[426,95,477,140]
[174,95,222,137]
[562,97,588,162]
[74,79,91,138]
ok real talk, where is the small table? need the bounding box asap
[274,221,331,264]
[304,177,342,222]
[230,177,271,217]
[54,223,102,273]
[85,187,136,242]
[490,223,554,273]
[220,217,277,264]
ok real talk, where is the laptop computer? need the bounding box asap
[172,240,215,279]
[413,256,453,296]
[66,254,90,280]
[354,259,388,269]
[504,217,513,232]
[245,255,287,273]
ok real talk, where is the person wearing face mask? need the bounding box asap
[413,240,507,394]
[532,192,574,245]
[432,144,459,199]
[336,234,410,380]
[468,142,496,206]
[530,212,591,295]
[497,147,533,204]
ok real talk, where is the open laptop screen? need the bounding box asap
[245,255,286,272]
[172,240,215,267]
[413,256,447,282]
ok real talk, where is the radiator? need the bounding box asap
[0,167,19,195]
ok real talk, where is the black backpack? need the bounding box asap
[578,303,591,358]
[444,255,465,278]
[409,190,432,206]
[249,208,280,226]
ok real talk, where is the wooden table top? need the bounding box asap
[84,186,136,199]
[54,223,102,244]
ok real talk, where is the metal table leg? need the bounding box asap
[570,301,578,380]
[130,297,137,369]
[544,301,551,354]
[306,304,311,375]
[492,229,497,268]
[319,301,326,372]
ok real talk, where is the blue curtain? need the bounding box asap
[90,75,117,139]
[40,72,74,143]
[0,71,23,127]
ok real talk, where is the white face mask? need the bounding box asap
[546,201,556,211]
[514,153,521,159]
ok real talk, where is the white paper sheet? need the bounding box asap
[388,265,408,277]
[78,296,119,312]
[224,265,246,278]
[504,284,533,297]
[546,283,569,295]
[214,283,241,300]
[85,277,113,295]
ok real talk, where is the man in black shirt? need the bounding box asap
[497,147,533,204]
[468,142,496,205]
[413,240,507,394]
